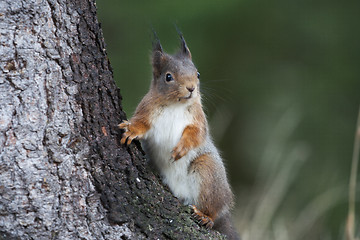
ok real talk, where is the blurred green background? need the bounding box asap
[97,1,360,239]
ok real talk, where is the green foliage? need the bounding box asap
[97,1,360,239]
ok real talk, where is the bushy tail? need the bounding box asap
[213,212,240,240]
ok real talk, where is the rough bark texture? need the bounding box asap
[0,0,224,239]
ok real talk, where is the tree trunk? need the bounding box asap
[0,0,224,239]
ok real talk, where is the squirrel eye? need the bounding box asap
[165,73,173,82]
[197,72,200,79]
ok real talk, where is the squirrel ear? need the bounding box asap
[178,31,192,59]
[151,30,166,78]
[152,47,166,79]
[152,50,166,78]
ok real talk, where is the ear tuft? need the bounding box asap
[152,29,163,53]
[175,27,192,59]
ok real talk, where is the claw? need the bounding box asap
[171,150,179,161]
[190,205,214,229]
[118,120,147,146]
[205,220,214,229]
[118,120,129,129]
[126,133,138,145]
[118,120,139,146]
[120,130,132,146]
[171,145,188,161]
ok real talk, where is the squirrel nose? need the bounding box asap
[187,86,195,93]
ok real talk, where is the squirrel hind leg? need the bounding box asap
[189,153,233,216]
[190,205,214,229]
[189,153,236,234]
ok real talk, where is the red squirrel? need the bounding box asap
[119,32,239,240]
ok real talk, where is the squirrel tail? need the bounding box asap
[213,212,241,240]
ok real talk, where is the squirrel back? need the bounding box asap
[119,31,239,240]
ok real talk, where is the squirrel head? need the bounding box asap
[151,33,200,105]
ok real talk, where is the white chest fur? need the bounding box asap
[141,103,200,205]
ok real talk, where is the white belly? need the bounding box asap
[142,103,200,204]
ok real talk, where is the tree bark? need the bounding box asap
[0,0,224,239]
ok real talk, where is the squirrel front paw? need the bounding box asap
[171,142,190,161]
[118,120,144,146]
